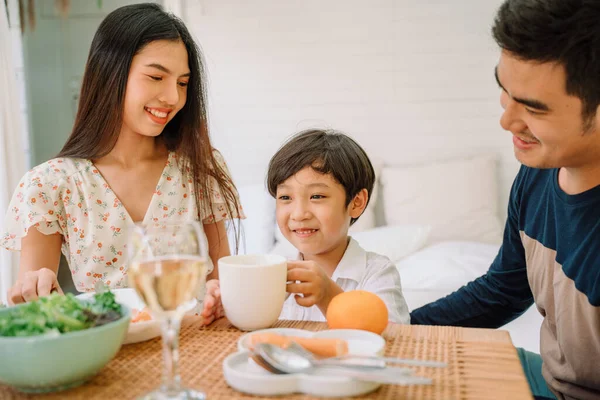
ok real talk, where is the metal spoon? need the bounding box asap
[286,341,447,368]
[251,343,432,385]
[284,342,386,368]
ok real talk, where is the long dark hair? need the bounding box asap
[57,3,240,251]
[267,129,375,226]
[492,0,600,128]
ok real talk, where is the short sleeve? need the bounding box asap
[363,253,411,324]
[200,150,246,224]
[0,167,65,251]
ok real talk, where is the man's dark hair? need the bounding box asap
[492,0,600,126]
[267,129,375,226]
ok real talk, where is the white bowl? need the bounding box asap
[0,304,130,393]
[77,288,197,345]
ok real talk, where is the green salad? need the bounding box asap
[0,291,123,337]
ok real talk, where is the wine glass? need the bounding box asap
[128,221,208,400]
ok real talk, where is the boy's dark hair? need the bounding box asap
[267,129,375,226]
[492,0,600,128]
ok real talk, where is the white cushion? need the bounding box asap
[230,184,276,254]
[381,155,503,245]
[269,224,430,262]
[351,224,430,262]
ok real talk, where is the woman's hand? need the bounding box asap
[286,260,343,315]
[200,279,225,325]
[7,268,64,305]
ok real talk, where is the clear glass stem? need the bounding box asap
[160,315,182,395]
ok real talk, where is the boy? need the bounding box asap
[267,129,410,324]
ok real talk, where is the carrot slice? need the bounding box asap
[249,333,348,358]
[131,307,152,323]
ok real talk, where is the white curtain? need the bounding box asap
[0,0,28,303]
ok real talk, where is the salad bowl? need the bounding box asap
[0,292,130,393]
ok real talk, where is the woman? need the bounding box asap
[1,3,242,323]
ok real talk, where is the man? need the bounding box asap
[410,1,600,399]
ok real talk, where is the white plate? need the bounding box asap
[77,288,197,345]
[224,328,386,397]
[223,351,381,397]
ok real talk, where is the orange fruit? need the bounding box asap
[326,290,389,334]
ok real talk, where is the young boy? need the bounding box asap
[266,129,410,324]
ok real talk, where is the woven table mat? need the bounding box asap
[0,319,532,400]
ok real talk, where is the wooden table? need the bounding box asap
[0,318,533,399]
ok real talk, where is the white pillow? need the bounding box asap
[269,224,430,262]
[381,155,503,245]
[230,184,276,254]
[351,224,430,262]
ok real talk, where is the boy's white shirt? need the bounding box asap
[278,238,411,324]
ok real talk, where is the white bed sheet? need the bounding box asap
[397,241,542,353]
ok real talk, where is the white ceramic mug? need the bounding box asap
[218,254,287,331]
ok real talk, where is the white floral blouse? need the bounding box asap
[1,150,244,292]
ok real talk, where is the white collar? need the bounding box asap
[297,237,366,283]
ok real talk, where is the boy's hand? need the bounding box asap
[286,260,343,314]
[200,279,225,325]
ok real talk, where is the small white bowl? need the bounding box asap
[77,288,197,345]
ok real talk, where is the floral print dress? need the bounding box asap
[1,150,244,292]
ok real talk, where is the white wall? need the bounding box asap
[183,0,519,220]
[1,0,30,303]
[8,0,30,162]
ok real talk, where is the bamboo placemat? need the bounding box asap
[0,318,532,400]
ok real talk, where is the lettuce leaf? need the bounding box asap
[0,291,123,337]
